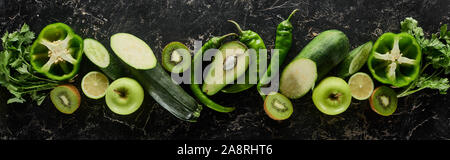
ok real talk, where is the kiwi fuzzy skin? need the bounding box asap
[369,87,382,115]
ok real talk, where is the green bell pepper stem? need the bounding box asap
[257,9,298,100]
[190,33,237,113]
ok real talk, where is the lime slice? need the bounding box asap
[81,71,109,99]
[348,72,374,100]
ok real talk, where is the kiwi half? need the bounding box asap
[264,92,293,120]
[50,84,81,114]
[161,42,191,73]
[369,86,397,116]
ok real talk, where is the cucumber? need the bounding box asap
[279,58,317,99]
[280,30,350,99]
[83,38,127,80]
[336,41,373,78]
[110,33,202,122]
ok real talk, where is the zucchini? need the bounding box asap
[83,38,127,80]
[280,30,350,99]
[110,33,202,122]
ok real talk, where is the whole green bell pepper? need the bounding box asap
[367,32,422,87]
[30,23,83,81]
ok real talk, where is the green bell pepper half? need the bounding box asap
[367,32,422,87]
[30,23,83,81]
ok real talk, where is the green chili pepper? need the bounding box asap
[368,32,422,87]
[257,9,298,100]
[30,23,83,81]
[221,20,267,93]
[190,33,238,113]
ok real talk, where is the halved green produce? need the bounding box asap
[336,41,373,78]
[202,41,249,96]
[161,42,191,73]
[110,33,202,122]
[83,38,127,80]
[50,84,81,114]
[370,86,397,116]
[280,30,350,99]
[264,92,293,120]
[280,58,317,99]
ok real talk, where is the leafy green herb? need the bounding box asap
[397,17,450,97]
[0,23,59,105]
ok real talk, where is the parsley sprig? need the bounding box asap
[397,17,450,97]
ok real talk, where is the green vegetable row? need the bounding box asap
[0,11,448,122]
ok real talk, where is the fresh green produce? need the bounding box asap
[264,92,293,120]
[221,20,267,93]
[0,23,59,105]
[280,30,350,99]
[279,58,317,99]
[50,84,81,114]
[30,23,83,81]
[105,77,144,115]
[110,33,156,70]
[336,41,373,78]
[191,33,237,113]
[161,42,191,73]
[83,38,126,80]
[202,41,249,95]
[81,71,109,99]
[257,9,298,99]
[312,77,352,115]
[397,17,450,97]
[367,32,422,87]
[348,72,374,100]
[110,33,202,121]
[370,86,397,116]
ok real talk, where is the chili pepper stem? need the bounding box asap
[227,20,244,34]
[287,9,299,21]
[219,33,238,39]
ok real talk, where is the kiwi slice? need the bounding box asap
[264,92,293,120]
[50,84,81,114]
[369,86,397,116]
[161,42,191,73]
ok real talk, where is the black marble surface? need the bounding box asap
[0,0,449,140]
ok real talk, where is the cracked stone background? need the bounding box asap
[0,0,449,140]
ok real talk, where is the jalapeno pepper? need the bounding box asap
[30,23,83,81]
[190,33,238,113]
[367,32,422,87]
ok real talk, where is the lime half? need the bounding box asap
[348,72,374,100]
[81,71,109,99]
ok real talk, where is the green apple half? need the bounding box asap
[106,77,144,115]
[312,77,352,115]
